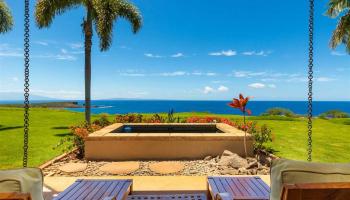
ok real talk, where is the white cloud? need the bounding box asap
[211,80,228,84]
[233,71,266,78]
[120,73,146,77]
[206,72,216,76]
[144,53,163,58]
[286,77,308,82]
[316,77,336,82]
[331,51,346,56]
[218,85,229,92]
[171,53,184,58]
[336,68,348,72]
[209,50,237,57]
[160,71,187,76]
[35,53,76,61]
[261,78,278,82]
[242,51,270,56]
[0,44,22,57]
[34,41,49,46]
[12,77,19,82]
[119,45,130,49]
[267,84,276,88]
[203,86,214,94]
[249,83,266,89]
[192,72,202,76]
[192,72,217,76]
[117,70,218,77]
[69,43,83,49]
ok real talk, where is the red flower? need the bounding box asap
[228,93,252,115]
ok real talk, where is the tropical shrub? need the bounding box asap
[167,109,180,123]
[187,116,274,154]
[262,107,296,117]
[186,116,237,126]
[54,122,102,158]
[115,114,143,123]
[319,110,349,119]
[248,122,274,154]
[144,114,165,123]
[93,114,111,127]
[228,94,252,157]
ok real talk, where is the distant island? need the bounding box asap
[0,101,96,108]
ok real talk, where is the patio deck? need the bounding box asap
[43,175,270,200]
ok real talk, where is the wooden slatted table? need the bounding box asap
[128,194,207,200]
[53,179,132,200]
[208,177,270,200]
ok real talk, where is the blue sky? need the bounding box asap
[0,0,349,101]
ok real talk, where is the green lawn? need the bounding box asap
[0,108,349,169]
[0,107,83,169]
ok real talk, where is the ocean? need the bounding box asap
[1,100,348,116]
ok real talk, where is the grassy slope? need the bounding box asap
[0,108,349,169]
[0,108,94,169]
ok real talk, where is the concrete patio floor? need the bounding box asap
[43,175,270,200]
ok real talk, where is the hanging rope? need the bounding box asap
[23,0,30,167]
[307,0,314,162]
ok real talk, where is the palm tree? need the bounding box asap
[0,0,13,34]
[326,0,350,52]
[35,0,142,123]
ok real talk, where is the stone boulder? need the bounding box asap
[218,150,248,169]
[222,150,235,157]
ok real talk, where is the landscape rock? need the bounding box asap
[220,168,238,175]
[222,150,235,157]
[99,161,140,175]
[58,163,87,173]
[204,156,212,161]
[149,161,185,174]
[218,153,248,169]
[247,160,258,169]
[238,167,248,175]
[42,151,272,177]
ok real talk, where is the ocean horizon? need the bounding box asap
[1,100,349,116]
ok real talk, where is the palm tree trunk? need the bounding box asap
[84,5,93,124]
[243,113,248,157]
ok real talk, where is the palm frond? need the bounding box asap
[92,0,116,51]
[326,0,350,18]
[114,0,142,34]
[0,0,13,33]
[35,0,82,28]
[330,12,350,52]
[93,0,142,51]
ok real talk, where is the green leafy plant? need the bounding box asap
[319,110,350,119]
[249,123,274,154]
[115,114,143,123]
[166,109,180,123]
[54,123,97,158]
[262,107,297,118]
[93,114,111,127]
[144,114,165,123]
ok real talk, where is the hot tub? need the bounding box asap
[85,123,253,160]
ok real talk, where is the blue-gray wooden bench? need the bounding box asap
[208,176,270,200]
[53,179,132,200]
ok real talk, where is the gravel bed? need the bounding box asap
[42,154,270,177]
